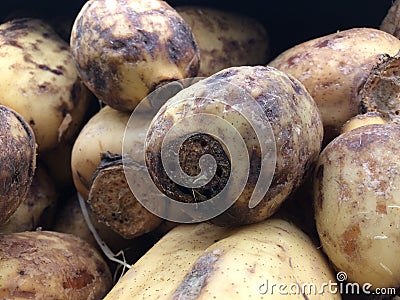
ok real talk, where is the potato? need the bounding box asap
[0,230,112,299]
[0,18,91,152]
[144,65,323,225]
[104,218,339,299]
[71,106,130,200]
[70,0,200,112]
[268,27,400,143]
[0,163,57,233]
[176,6,269,76]
[0,105,36,226]
[313,123,400,289]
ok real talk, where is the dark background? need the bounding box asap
[0,0,393,60]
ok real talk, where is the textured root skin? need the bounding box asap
[0,231,112,300]
[88,152,162,239]
[0,105,36,226]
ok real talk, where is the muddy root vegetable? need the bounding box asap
[176,6,269,76]
[145,65,323,226]
[314,123,400,289]
[71,106,130,200]
[268,27,400,143]
[70,0,200,112]
[0,231,112,299]
[0,163,57,233]
[0,18,91,152]
[0,105,36,226]
[104,218,340,300]
[71,106,162,238]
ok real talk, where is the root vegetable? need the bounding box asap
[71,106,130,200]
[341,112,387,134]
[314,123,400,289]
[0,105,36,225]
[70,0,200,112]
[144,65,323,225]
[176,6,269,76]
[88,152,162,239]
[0,163,57,233]
[0,18,91,152]
[104,218,340,299]
[71,105,161,238]
[0,230,112,299]
[268,27,400,142]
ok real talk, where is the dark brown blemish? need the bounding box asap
[172,251,222,300]
[38,64,63,76]
[4,39,23,49]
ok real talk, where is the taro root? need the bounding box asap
[176,6,269,76]
[268,27,400,143]
[71,106,162,238]
[0,105,36,226]
[71,106,130,200]
[145,65,323,226]
[0,18,91,152]
[0,230,112,299]
[70,0,200,112]
[314,123,400,289]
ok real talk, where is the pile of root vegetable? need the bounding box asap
[1,0,400,299]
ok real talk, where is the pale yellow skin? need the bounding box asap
[70,0,200,112]
[314,124,400,289]
[0,231,112,300]
[269,28,400,142]
[177,6,269,76]
[105,219,340,299]
[0,164,57,233]
[71,106,130,200]
[104,223,233,300]
[341,112,387,134]
[0,18,91,152]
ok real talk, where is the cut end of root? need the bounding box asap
[359,52,400,125]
